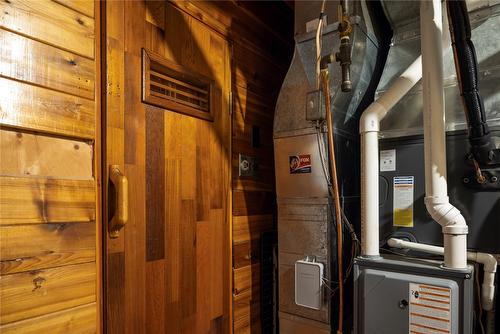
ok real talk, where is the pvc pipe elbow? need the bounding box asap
[475,253,498,273]
[471,252,497,310]
[424,197,468,234]
[481,273,496,311]
[359,102,385,133]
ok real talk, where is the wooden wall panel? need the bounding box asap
[232,215,274,245]
[233,299,261,334]
[0,303,96,334]
[228,5,293,331]
[233,190,275,217]
[0,0,95,59]
[0,0,99,331]
[0,222,96,275]
[0,29,95,99]
[0,129,93,180]
[0,176,95,225]
[0,262,96,324]
[233,240,260,269]
[233,263,261,303]
[54,0,94,18]
[0,78,95,139]
[145,108,165,261]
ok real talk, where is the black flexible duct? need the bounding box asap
[447,0,498,165]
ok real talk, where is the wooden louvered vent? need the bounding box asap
[142,49,214,121]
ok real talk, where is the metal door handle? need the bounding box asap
[109,165,128,238]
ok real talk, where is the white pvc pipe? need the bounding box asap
[421,0,468,269]
[359,57,423,257]
[388,238,497,311]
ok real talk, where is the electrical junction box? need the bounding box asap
[295,259,324,310]
[354,255,474,334]
[305,90,325,121]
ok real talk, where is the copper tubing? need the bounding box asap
[321,69,344,334]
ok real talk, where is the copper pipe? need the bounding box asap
[321,69,343,334]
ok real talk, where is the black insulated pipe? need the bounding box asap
[447,0,499,166]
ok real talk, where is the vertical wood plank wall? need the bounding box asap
[0,0,100,332]
[231,29,292,334]
[168,2,293,333]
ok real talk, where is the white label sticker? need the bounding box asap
[393,176,414,227]
[409,283,452,334]
[380,149,396,172]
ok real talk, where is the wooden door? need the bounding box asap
[103,1,231,333]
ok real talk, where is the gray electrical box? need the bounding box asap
[354,255,474,334]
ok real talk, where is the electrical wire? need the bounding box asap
[315,0,327,90]
[475,263,486,334]
[321,68,344,334]
[316,113,361,309]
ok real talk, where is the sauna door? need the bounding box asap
[103,1,231,333]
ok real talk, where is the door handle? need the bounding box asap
[109,165,128,238]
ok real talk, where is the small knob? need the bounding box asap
[398,299,408,309]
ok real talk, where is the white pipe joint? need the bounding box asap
[359,102,385,133]
[421,0,469,270]
[388,238,498,311]
[470,252,498,311]
[359,57,423,258]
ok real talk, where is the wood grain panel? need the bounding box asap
[234,299,261,333]
[233,42,285,95]
[145,108,165,261]
[0,302,96,334]
[232,214,274,245]
[196,209,225,332]
[0,222,95,275]
[107,252,125,334]
[0,77,95,138]
[233,240,260,269]
[0,262,96,324]
[233,263,260,302]
[165,158,181,304]
[54,0,94,18]
[0,0,95,59]
[123,164,147,334]
[0,129,93,180]
[180,199,197,317]
[0,29,95,99]
[233,190,275,217]
[145,1,165,29]
[0,176,95,225]
[196,121,210,221]
[145,260,165,333]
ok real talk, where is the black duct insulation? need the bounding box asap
[447,0,497,165]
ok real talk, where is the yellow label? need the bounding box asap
[394,207,413,227]
[393,176,414,227]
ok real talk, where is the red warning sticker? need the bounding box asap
[409,283,451,334]
[289,154,311,174]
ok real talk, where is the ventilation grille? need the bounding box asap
[142,49,213,121]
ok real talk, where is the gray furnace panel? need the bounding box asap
[378,129,500,253]
[354,256,474,334]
